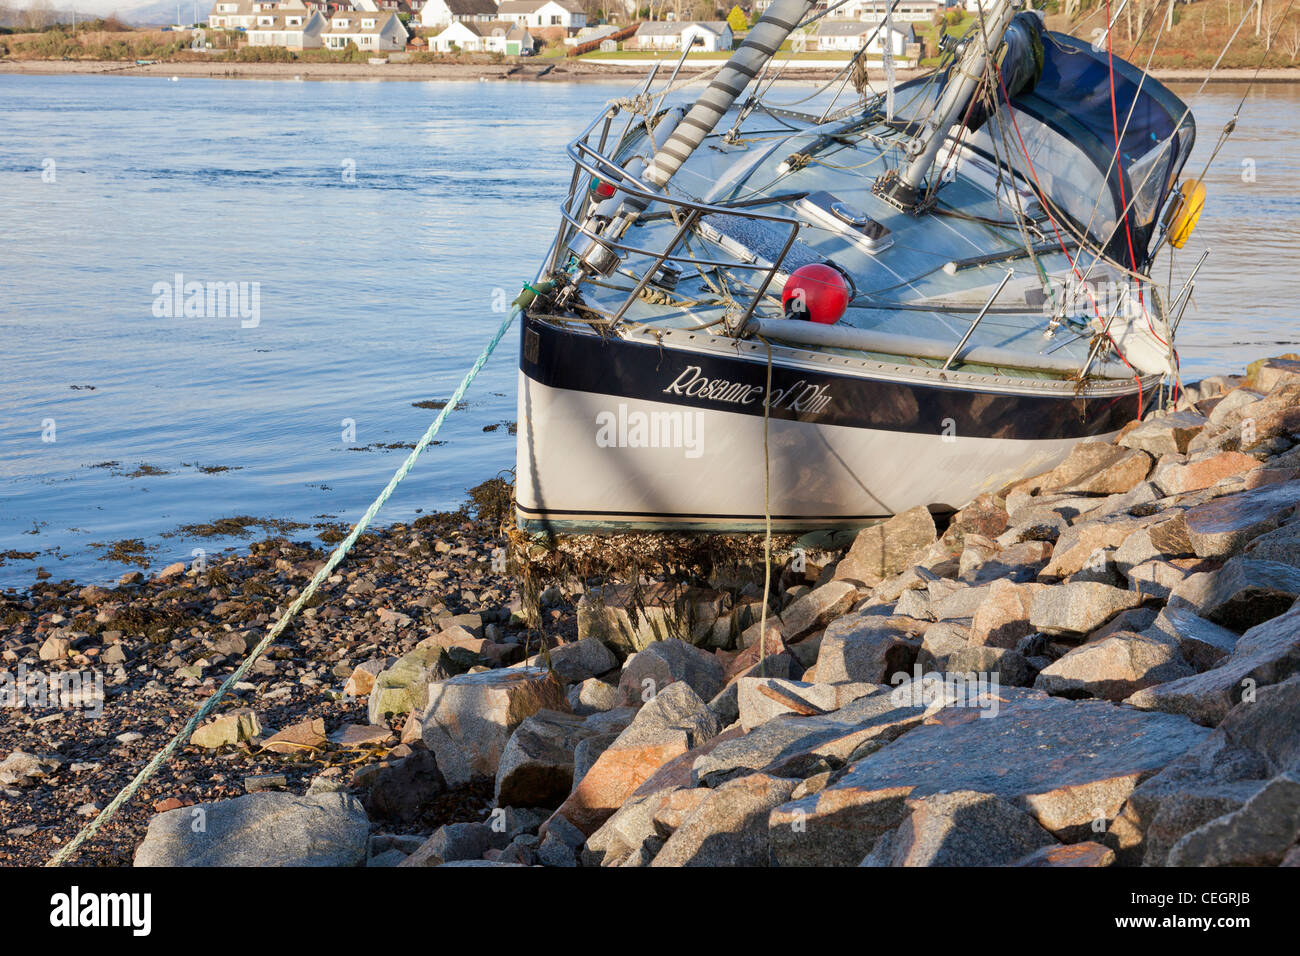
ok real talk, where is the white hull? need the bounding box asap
[516,371,1107,532]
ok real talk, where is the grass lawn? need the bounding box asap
[578,13,978,65]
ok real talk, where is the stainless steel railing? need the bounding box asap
[536,104,806,332]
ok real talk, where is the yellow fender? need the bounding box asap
[1166,179,1206,249]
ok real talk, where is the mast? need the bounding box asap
[637,0,817,195]
[570,0,819,281]
[876,0,1022,211]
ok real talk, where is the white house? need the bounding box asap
[322,9,409,49]
[210,0,313,29]
[681,22,732,51]
[301,0,350,15]
[843,0,944,21]
[632,21,732,52]
[209,0,254,29]
[495,0,586,34]
[346,0,414,13]
[430,18,477,48]
[430,18,535,52]
[631,21,675,50]
[247,7,327,45]
[208,0,246,28]
[418,0,497,29]
[814,19,915,55]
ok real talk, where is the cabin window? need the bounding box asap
[982,109,1119,244]
[1124,114,1192,230]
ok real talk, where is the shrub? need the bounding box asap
[234,44,296,61]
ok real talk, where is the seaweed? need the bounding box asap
[98,539,153,567]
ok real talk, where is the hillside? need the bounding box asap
[1043,0,1300,70]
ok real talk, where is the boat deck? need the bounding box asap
[567,101,1148,382]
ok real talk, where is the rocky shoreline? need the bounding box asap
[3,355,1299,868]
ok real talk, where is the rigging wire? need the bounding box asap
[984,84,1059,313]
[1107,0,1153,280]
[948,3,1086,339]
[985,42,1143,402]
[1073,0,1260,286]
[1095,0,1177,361]
[1069,1,1170,263]
[756,0,905,110]
[975,0,1269,402]
[1060,0,1295,400]
[1188,0,1295,185]
[596,0,1285,401]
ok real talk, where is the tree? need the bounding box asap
[20,0,54,30]
[1282,21,1300,60]
[1261,2,1285,51]
[727,4,746,32]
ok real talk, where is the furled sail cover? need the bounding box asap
[964,11,1046,133]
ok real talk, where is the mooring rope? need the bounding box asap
[757,337,774,679]
[47,304,521,866]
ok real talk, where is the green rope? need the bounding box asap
[47,304,521,866]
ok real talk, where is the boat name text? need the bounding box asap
[662,366,833,415]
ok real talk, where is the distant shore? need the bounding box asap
[0,58,773,83]
[4,58,1298,84]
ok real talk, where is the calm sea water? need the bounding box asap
[1,74,1296,588]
